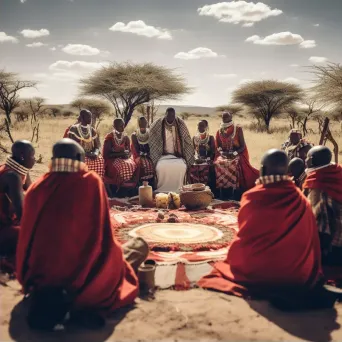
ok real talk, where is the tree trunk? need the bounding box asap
[5,110,11,125]
[123,106,134,126]
[302,117,308,136]
[5,118,14,143]
[264,115,271,133]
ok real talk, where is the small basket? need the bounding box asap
[180,186,214,210]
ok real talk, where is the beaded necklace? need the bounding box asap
[219,123,236,152]
[136,129,150,145]
[113,130,126,146]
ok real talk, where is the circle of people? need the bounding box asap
[1,107,342,328]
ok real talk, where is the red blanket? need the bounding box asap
[303,164,342,203]
[198,181,322,297]
[16,170,138,314]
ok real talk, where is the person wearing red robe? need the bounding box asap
[303,146,342,266]
[17,139,146,329]
[198,149,323,301]
[214,112,259,198]
[0,141,35,262]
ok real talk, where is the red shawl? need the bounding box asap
[303,164,342,203]
[16,170,138,314]
[198,181,322,297]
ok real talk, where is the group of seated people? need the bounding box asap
[1,111,342,329]
[63,108,260,197]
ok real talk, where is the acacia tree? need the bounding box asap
[19,97,46,143]
[80,62,191,126]
[216,104,244,118]
[310,63,342,109]
[284,105,305,129]
[71,98,112,129]
[232,80,303,132]
[0,70,36,125]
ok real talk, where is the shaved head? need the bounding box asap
[12,140,35,169]
[52,139,85,162]
[260,149,288,176]
[306,146,332,168]
[113,118,125,133]
[288,157,305,179]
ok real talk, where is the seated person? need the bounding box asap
[68,110,104,178]
[199,149,322,301]
[16,139,148,330]
[103,118,137,191]
[149,108,194,192]
[282,129,313,162]
[0,141,35,259]
[288,157,306,189]
[214,112,258,196]
[189,120,215,186]
[303,146,342,266]
[131,116,154,185]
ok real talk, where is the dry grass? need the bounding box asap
[1,114,341,179]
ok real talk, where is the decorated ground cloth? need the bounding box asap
[110,204,238,289]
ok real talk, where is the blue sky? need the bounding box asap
[0,0,341,106]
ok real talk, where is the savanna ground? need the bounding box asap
[1,112,342,342]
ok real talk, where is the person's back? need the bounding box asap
[303,146,342,266]
[199,149,322,298]
[17,139,139,325]
[0,141,35,258]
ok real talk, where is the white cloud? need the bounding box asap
[314,24,320,27]
[109,20,172,40]
[52,72,80,81]
[198,1,282,26]
[49,60,107,72]
[20,0,26,3]
[213,73,237,79]
[299,40,316,49]
[50,47,56,51]
[0,32,18,43]
[242,22,254,27]
[62,44,100,56]
[26,42,47,48]
[175,47,221,60]
[290,64,300,67]
[309,56,328,64]
[282,77,301,84]
[20,29,50,39]
[33,73,48,79]
[246,32,305,46]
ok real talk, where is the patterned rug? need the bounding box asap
[110,207,238,252]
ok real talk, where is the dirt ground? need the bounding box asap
[1,281,342,342]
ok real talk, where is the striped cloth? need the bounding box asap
[215,156,240,189]
[50,158,87,173]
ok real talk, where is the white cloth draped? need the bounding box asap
[156,155,187,193]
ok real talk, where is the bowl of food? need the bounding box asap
[180,186,214,210]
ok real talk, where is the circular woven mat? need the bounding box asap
[112,208,238,252]
[129,223,224,244]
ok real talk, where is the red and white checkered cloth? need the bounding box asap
[85,155,105,178]
[137,156,154,180]
[109,157,137,186]
[189,164,210,184]
[215,156,240,189]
